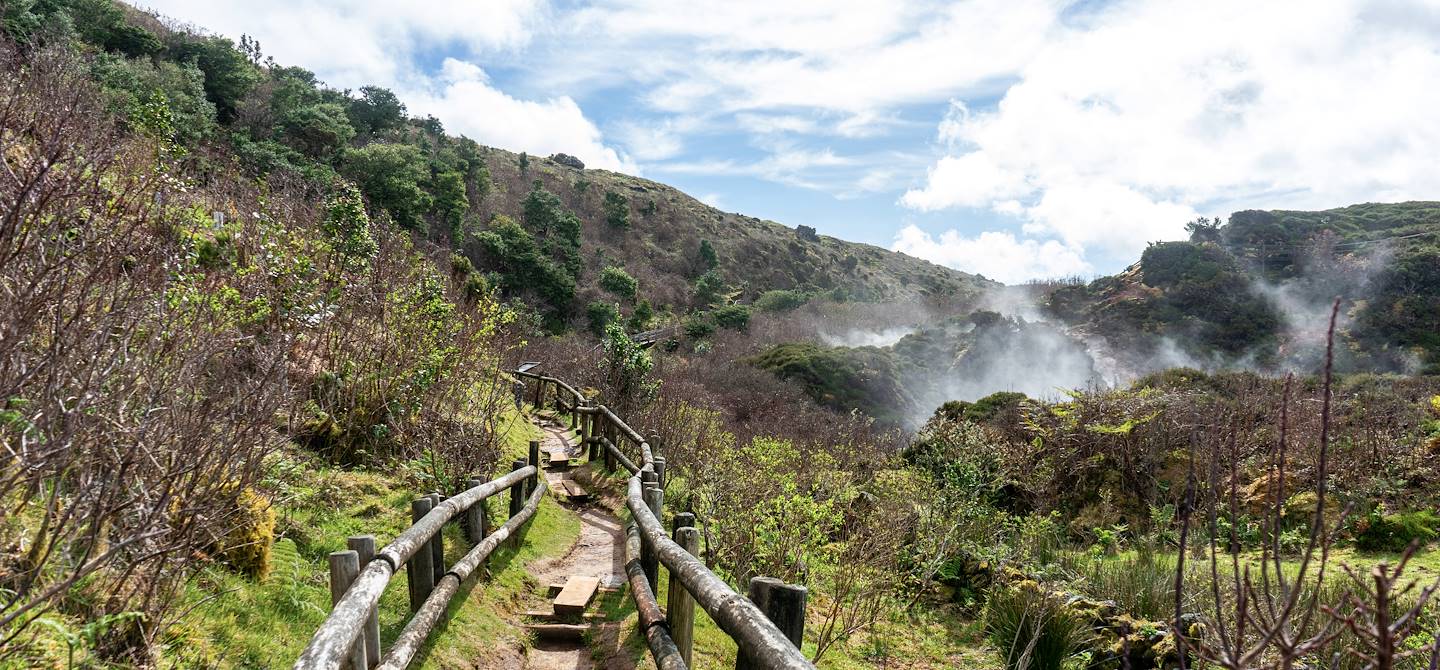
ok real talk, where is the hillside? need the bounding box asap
[475,152,990,325]
[1044,201,1440,376]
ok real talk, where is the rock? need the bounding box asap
[549,153,585,169]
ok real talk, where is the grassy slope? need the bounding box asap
[170,407,582,669]
[475,150,992,312]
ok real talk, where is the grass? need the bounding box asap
[162,405,585,669]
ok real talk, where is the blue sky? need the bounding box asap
[141,0,1440,283]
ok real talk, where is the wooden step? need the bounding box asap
[523,623,590,641]
[557,479,591,502]
[552,575,600,616]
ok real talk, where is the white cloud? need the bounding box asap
[699,193,724,208]
[903,0,1440,264]
[408,59,635,173]
[891,226,1091,283]
[140,0,545,89]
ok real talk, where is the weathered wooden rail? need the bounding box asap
[295,368,813,670]
[525,368,816,670]
[294,458,547,670]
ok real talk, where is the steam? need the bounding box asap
[819,326,915,348]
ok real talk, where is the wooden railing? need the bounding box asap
[295,368,813,670]
[294,460,547,670]
[548,370,816,670]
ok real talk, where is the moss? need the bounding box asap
[217,488,276,580]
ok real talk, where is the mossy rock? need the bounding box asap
[217,488,276,580]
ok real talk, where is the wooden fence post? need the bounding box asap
[653,456,667,490]
[669,521,699,667]
[509,459,526,519]
[603,417,616,472]
[735,577,807,669]
[346,536,380,669]
[641,471,663,594]
[512,379,524,408]
[463,478,486,545]
[407,497,435,613]
[533,377,544,407]
[329,549,367,670]
[528,441,541,496]
[582,405,595,460]
[428,492,444,581]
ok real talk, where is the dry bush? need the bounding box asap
[0,44,286,662]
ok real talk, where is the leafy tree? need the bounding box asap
[712,304,751,330]
[280,102,353,158]
[347,85,406,135]
[471,215,575,316]
[586,301,619,336]
[520,183,582,277]
[683,314,715,340]
[518,151,529,174]
[598,322,654,413]
[67,0,162,57]
[697,239,718,272]
[599,265,638,300]
[92,52,217,146]
[342,143,433,230]
[603,190,630,229]
[429,170,469,239]
[321,182,376,268]
[627,299,654,331]
[692,269,726,308]
[754,289,808,313]
[169,35,259,122]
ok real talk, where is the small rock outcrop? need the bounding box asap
[549,153,585,170]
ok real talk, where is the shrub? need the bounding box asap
[599,265,638,300]
[754,289,809,312]
[697,239,718,272]
[984,585,1088,670]
[692,269,726,308]
[627,299,654,331]
[603,190,630,229]
[1354,510,1439,552]
[683,314,715,340]
[216,488,276,580]
[587,301,620,336]
[712,304,751,330]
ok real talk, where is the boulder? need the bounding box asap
[549,153,585,169]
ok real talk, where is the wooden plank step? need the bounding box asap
[558,479,591,502]
[523,623,589,641]
[552,575,600,615]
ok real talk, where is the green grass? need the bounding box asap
[163,405,579,669]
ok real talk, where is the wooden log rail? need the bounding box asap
[295,464,546,670]
[529,368,815,670]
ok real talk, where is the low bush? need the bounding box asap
[1353,510,1439,552]
[216,488,276,580]
[754,289,809,312]
[712,304,751,330]
[983,584,1088,670]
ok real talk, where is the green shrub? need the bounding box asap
[712,304,751,330]
[754,289,809,312]
[586,301,620,336]
[1354,510,1439,552]
[683,314,715,340]
[603,190,630,229]
[599,265,638,300]
[984,585,1088,670]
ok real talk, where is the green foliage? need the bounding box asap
[983,585,1088,670]
[281,102,354,158]
[320,182,377,267]
[599,322,654,411]
[518,151,529,173]
[682,313,715,340]
[1354,510,1440,552]
[627,299,654,331]
[169,34,260,122]
[586,301,619,336]
[342,143,433,230]
[692,269,726,308]
[520,183,583,277]
[429,169,469,238]
[1356,246,1440,372]
[471,215,575,317]
[92,52,216,146]
[603,190,630,229]
[754,289,809,312]
[712,304,751,331]
[346,85,405,135]
[598,265,638,300]
[697,238,719,272]
[1135,241,1282,355]
[747,342,913,425]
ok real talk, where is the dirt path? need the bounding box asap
[524,422,629,670]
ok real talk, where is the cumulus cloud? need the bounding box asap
[902,0,1440,265]
[891,226,1091,283]
[140,0,545,88]
[408,59,636,172]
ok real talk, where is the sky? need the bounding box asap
[139,0,1440,284]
